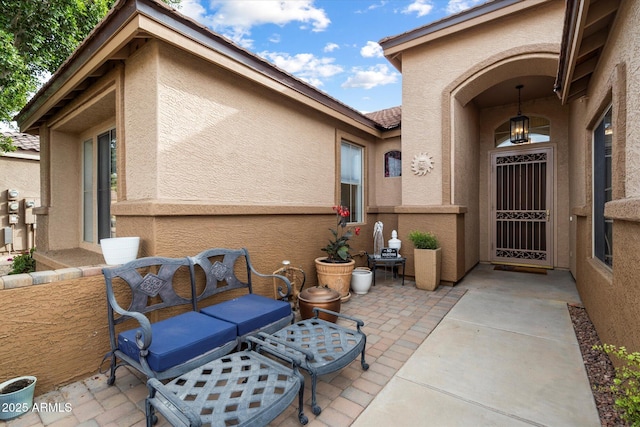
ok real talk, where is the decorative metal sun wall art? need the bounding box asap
[411,152,435,176]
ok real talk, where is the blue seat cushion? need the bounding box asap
[200,294,292,336]
[118,311,237,373]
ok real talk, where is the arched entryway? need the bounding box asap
[445,48,571,270]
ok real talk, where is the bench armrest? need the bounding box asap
[250,266,292,300]
[147,378,202,427]
[105,290,153,351]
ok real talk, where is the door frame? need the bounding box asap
[489,145,554,268]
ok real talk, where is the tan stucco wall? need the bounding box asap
[570,0,640,352]
[0,155,39,253]
[400,1,565,207]
[452,99,480,271]
[125,40,344,206]
[373,134,402,207]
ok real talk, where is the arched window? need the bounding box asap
[384,150,401,177]
[494,116,550,147]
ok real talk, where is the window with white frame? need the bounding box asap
[83,128,116,243]
[341,141,363,223]
[593,106,613,267]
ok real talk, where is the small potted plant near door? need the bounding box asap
[0,375,37,420]
[408,230,441,291]
[315,205,361,302]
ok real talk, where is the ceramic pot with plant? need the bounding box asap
[408,230,441,291]
[316,205,361,301]
[0,376,37,420]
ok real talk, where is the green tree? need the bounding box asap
[0,0,180,152]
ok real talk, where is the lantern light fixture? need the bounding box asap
[510,84,529,144]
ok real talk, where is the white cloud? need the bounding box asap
[341,64,398,90]
[324,43,340,53]
[180,0,330,48]
[446,0,484,14]
[402,0,434,17]
[259,51,343,87]
[269,33,281,43]
[360,41,383,58]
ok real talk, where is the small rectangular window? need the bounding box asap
[385,151,401,177]
[593,106,613,267]
[340,141,363,223]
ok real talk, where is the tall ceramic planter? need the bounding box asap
[314,257,355,302]
[414,247,441,291]
[351,267,373,295]
[0,376,37,420]
[100,237,140,265]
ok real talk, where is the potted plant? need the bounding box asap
[315,205,361,301]
[0,376,37,420]
[408,230,441,291]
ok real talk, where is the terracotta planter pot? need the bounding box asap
[314,257,355,302]
[298,286,341,322]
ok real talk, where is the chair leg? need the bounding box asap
[310,373,321,415]
[360,337,370,371]
[107,353,117,385]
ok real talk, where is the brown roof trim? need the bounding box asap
[16,0,387,132]
[553,0,579,100]
[380,0,523,49]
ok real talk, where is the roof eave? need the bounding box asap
[380,0,549,60]
[16,0,381,135]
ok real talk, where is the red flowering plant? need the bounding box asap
[321,205,361,263]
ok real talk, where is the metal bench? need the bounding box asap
[145,336,308,426]
[258,308,369,415]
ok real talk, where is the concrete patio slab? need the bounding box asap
[355,264,600,427]
[353,376,534,427]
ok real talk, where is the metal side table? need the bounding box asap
[367,254,406,286]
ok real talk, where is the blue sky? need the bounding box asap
[178,0,485,113]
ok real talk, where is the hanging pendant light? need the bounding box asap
[510,84,529,144]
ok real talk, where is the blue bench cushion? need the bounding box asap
[200,294,292,336]
[118,311,237,372]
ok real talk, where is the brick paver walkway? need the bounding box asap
[6,275,465,427]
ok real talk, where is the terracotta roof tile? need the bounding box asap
[2,132,40,152]
[365,106,401,130]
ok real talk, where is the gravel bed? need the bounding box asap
[569,304,628,426]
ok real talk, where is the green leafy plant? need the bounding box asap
[321,205,361,262]
[594,343,640,425]
[407,230,438,250]
[9,248,36,275]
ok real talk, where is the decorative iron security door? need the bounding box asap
[490,147,553,267]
